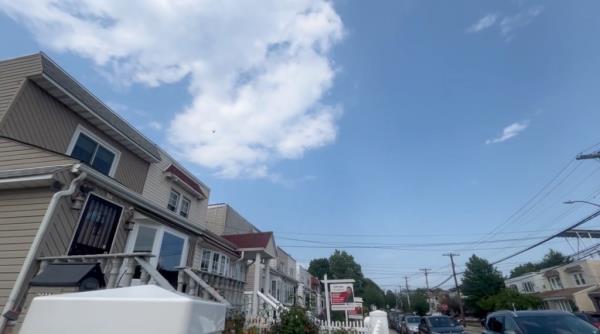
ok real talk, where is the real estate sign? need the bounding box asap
[348,297,363,320]
[330,283,358,311]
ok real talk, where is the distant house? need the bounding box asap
[208,203,323,316]
[505,258,600,312]
[0,53,244,333]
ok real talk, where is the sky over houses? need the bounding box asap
[2,0,600,289]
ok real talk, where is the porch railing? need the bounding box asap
[176,267,244,308]
[37,252,173,291]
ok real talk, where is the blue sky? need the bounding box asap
[2,0,600,290]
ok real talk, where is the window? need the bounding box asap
[549,276,563,290]
[574,272,587,286]
[199,249,231,276]
[486,316,504,333]
[180,197,191,218]
[167,190,180,212]
[212,252,220,273]
[200,250,211,271]
[68,127,119,176]
[521,281,535,293]
[126,224,188,288]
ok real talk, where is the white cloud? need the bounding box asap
[147,121,162,131]
[466,14,497,33]
[466,6,543,41]
[0,0,344,178]
[486,121,530,144]
[500,6,543,41]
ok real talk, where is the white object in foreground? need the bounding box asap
[20,285,226,334]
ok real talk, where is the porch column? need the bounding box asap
[252,252,261,316]
[264,259,271,295]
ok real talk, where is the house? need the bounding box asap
[505,258,600,312]
[206,204,310,316]
[0,53,244,333]
[296,264,323,315]
[222,232,277,316]
[270,247,298,306]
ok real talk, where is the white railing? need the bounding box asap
[177,267,230,306]
[318,319,369,333]
[318,310,389,334]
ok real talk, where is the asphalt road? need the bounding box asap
[389,327,482,334]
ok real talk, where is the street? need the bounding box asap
[389,326,482,334]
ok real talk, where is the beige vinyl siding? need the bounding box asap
[206,205,227,235]
[0,54,42,122]
[0,188,53,311]
[206,204,259,236]
[0,137,75,171]
[142,150,208,229]
[0,80,149,192]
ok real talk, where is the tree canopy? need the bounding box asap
[462,255,505,315]
[478,289,541,312]
[308,258,330,280]
[510,249,571,278]
[308,250,385,311]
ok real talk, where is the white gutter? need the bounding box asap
[0,165,87,333]
[78,164,205,236]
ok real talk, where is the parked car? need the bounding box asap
[388,311,403,330]
[483,310,599,334]
[575,312,600,329]
[418,315,465,334]
[401,315,421,334]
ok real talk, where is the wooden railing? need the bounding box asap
[37,253,172,290]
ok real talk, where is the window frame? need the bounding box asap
[179,197,191,218]
[167,189,181,212]
[67,125,121,177]
[573,272,587,286]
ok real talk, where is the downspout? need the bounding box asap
[0,164,87,333]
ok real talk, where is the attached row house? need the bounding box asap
[206,204,323,317]
[0,53,316,333]
[505,258,600,312]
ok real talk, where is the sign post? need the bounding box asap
[323,274,331,329]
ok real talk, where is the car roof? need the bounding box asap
[489,310,572,317]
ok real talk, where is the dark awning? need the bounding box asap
[30,263,102,287]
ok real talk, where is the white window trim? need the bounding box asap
[125,222,189,268]
[180,197,191,218]
[167,189,181,212]
[199,248,232,278]
[67,125,121,177]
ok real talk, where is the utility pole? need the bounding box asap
[420,268,432,314]
[443,253,464,323]
[404,276,412,311]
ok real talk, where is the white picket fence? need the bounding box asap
[318,320,369,333]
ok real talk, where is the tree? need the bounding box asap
[462,255,504,315]
[409,289,429,316]
[385,290,397,309]
[308,258,330,279]
[510,249,571,278]
[362,278,385,310]
[329,250,364,281]
[478,289,541,312]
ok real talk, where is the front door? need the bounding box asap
[125,223,188,287]
[69,194,123,255]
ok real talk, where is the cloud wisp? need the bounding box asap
[466,14,498,33]
[466,6,543,41]
[486,121,530,144]
[0,0,344,178]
